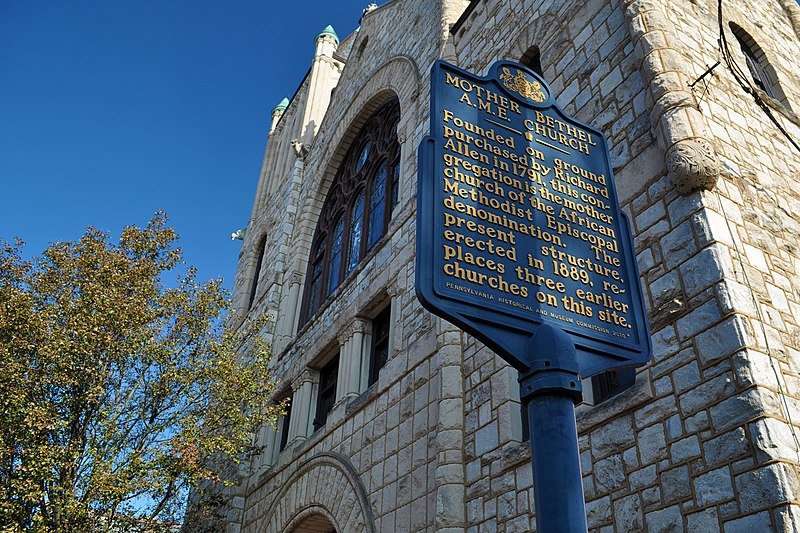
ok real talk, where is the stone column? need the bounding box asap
[623,0,721,194]
[287,369,315,444]
[433,319,467,531]
[274,271,303,354]
[259,424,278,470]
[779,0,800,39]
[336,318,368,403]
[387,281,403,357]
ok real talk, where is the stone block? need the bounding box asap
[660,220,696,270]
[716,280,758,316]
[722,511,772,533]
[645,505,683,533]
[677,299,721,341]
[749,417,800,463]
[651,325,680,362]
[687,508,720,533]
[585,496,612,528]
[672,361,701,393]
[695,316,750,366]
[710,387,781,432]
[735,463,800,513]
[630,464,657,490]
[475,422,499,456]
[703,427,749,467]
[614,494,644,532]
[591,416,635,458]
[635,396,678,427]
[661,464,691,502]
[670,435,701,463]
[774,504,800,533]
[666,414,682,439]
[678,372,735,415]
[681,245,730,297]
[636,200,667,232]
[638,424,667,464]
[694,467,734,506]
[595,454,626,493]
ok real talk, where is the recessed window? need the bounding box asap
[521,400,530,442]
[313,356,339,431]
[301,99,401,323]
[278,395,292,452]
[520,45,543,76]
[248,236,267,310]
[307,246,325,317]
[368,307,391,387]
[729,23,789,107]
[590,367,636,404]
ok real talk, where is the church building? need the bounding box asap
[220,0,800,530]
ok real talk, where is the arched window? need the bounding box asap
[248,236,267,310]
[301,98,401,322]
[520,45,543,76]
[730,24,789,107]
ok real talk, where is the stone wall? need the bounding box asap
[219,0,800,531]
[450,0,800,531]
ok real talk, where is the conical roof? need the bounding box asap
[316,25,339,46]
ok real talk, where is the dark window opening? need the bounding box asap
[248,237,267,310]
[306,245,325,318]
[730,24,777,99]
[521,400,530,442]
[520,46,543,76]
[278,396,292,452]
[313,356,339,431]
[591,367,636,404]
[300,98,401,324]
[368,307,391,387]
[391,163,400,208]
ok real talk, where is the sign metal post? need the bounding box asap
[416,60,652,532]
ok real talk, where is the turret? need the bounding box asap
[270,97,289,133]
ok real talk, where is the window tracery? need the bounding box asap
[301,98,401,322]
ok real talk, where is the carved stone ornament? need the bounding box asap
[291,139,311,161]
[338,317,368,344]
[666,138,720,195]
[292,367,316,390]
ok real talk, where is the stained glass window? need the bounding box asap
[301,98,401,323]
[367,164,387,249]
[347,193,364,274]
[327,216,344,295]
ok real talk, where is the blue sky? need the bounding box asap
[0,0,368,290]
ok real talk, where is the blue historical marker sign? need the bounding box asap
[416,60,651,378]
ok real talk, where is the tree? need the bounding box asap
[0,213,284,532]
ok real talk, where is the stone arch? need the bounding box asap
[262,452,375,533]
[504,13,569,77]
[287,55,420,280]
[724,15,793,109]
[282,506,337,533]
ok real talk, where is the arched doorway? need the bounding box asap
[291,513,336,533]
[258,453,376,533]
